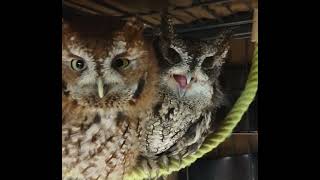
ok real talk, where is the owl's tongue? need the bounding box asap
[173,74,188,89]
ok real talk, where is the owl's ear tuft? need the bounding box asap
[212,29,233,66]
[160,10,176,42]
[123,17,145,34]
[202,29,233,70]
[62,18,71,31]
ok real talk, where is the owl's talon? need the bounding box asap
[159,155,169,172]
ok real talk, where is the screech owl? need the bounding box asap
[62,14,159,180]
[138,13,232,168]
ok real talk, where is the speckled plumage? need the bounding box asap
[62,15,159,180]
[138,13,232,169]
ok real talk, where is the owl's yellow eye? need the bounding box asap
[71,59,87,72]
[112,58,130,69]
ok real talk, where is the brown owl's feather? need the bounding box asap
[62,14,159,180]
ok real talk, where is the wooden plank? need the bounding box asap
[201,5,223,22]
[170,10,196,23]
[232,0,258,9]
[169,0,193,7]
[251,0,258,9]
[185,6,216,20]
[149,14,161,25]
[141,15,161,26]
[208,4,233,17]
[230,38,249,64]
[133,0,234,18]
[229,1,251,13]
[66,0,123,16]
[248,41,255,62]
[102,0,153,14]
[63,1,100,15]
[171,17,185,25]
[251,8,258,42]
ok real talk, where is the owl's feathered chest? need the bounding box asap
[62,109,140,180]
[140,92,211,157]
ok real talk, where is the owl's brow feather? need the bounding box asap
[94,61,103,76]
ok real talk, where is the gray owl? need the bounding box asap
[138,13,232,169]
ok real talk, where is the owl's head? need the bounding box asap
[62,15,159,114]
[155,13,232,107]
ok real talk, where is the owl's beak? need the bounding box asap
[97,77,104,98]
[177,87,187,98]
[186,72,192,84]
[174,72,193,98]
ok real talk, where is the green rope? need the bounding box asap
[125,43,258,180]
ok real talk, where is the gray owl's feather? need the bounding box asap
[139,12,233,172]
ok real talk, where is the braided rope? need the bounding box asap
[125,43,258,180]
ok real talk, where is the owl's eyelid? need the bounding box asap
[70,56,85,61]
[113,55,135,62]
[129,58,137,62]
[113,52,128,60]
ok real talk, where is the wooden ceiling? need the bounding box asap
[63,0,258,39]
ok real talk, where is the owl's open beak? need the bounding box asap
[97,77,104,99]
[174,73,193,98]
[177,87,187,98]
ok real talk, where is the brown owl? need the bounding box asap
[62,14,159,180]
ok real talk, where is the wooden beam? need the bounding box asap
[63,1,101,15]
[136,0,233,17]
[65,0,123,16]
[92,0,156,27]
[201,5,224,23]
[251,8,258,42]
